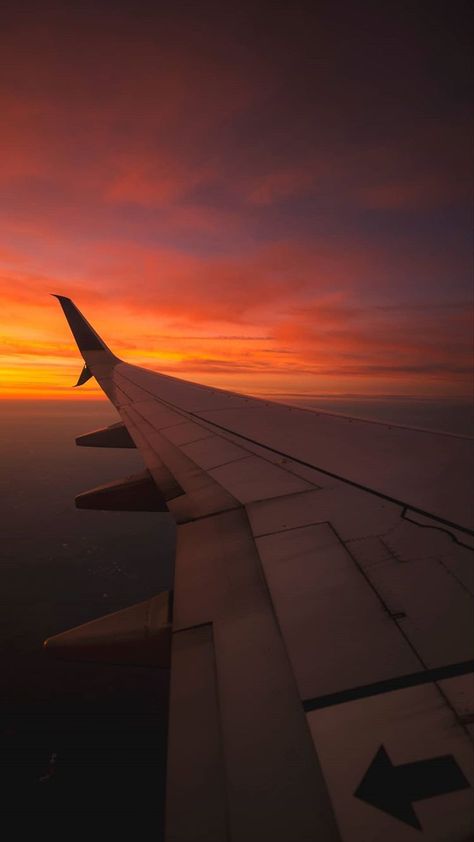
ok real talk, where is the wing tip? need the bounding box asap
[52,294,114,356]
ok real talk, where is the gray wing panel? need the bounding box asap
[307,683,473,840]
[247,486,474,691]
[112,363,473,534]
[245,484,474,840]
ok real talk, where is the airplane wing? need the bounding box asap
[47,296,474,841]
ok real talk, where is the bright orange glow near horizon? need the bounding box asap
[0,4,472,401]
[2,288,472,401]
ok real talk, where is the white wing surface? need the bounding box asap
[48,296,474,841]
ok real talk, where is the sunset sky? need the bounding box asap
[1,1,472,399]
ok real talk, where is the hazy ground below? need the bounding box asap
[0,400,173,832]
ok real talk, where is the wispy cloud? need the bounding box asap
[0,3,471,398]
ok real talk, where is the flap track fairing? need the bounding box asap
[76,422,136,448]
[75,469,168,511]
[44,591,172,667]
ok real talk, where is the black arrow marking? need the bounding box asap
[354,745,470,829]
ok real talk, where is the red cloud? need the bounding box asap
[0,4,471,399]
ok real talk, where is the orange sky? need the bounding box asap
[1,3,472,400]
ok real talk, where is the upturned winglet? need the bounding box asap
[52,295,116,358]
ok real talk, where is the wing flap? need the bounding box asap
[170,507,341,841]
[247,484,474,698]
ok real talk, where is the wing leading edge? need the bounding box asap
[48,297,474,841]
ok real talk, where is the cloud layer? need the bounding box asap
[0,2,472,398]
